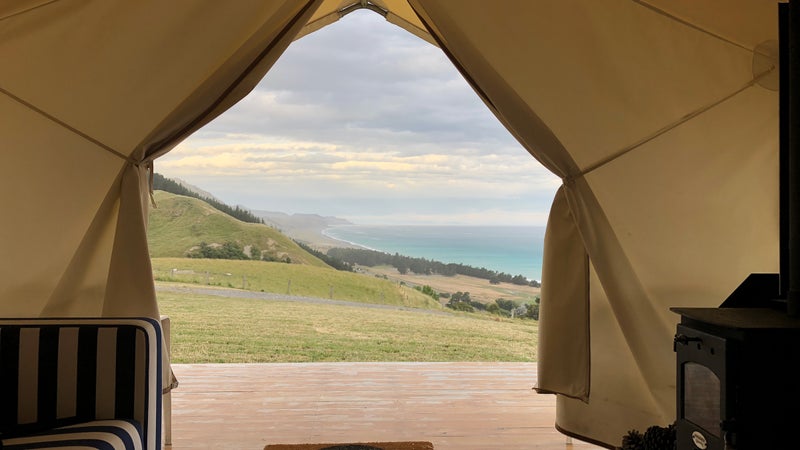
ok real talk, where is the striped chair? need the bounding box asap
[0,318,162,449]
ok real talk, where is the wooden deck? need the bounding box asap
[167,362,603,449]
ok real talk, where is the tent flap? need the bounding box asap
[536,186,590,401]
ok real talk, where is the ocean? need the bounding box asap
[322,225,545,281]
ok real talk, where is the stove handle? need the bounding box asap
[673,333,703,352]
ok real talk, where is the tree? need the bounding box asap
[220,241,248,259]
[447,301,474,312]
[187,241,213,258]
[524,296,541,320]
[446,291,480,312]
[450,291,471,303]
[420,285,439,300]
[495,298,517,311]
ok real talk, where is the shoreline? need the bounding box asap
[318,225,542,282]
[283,225,359,251]
[320,227,375,251]
[297,225,541,304]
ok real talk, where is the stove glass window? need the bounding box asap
[683,362,721,437]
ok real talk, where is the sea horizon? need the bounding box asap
[322,224,545,281]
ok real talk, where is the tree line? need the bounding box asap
[153,172,266,225]
[326,247,540,287]
[295,241,355,272]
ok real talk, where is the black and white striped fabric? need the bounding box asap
[0,318,162,450]
[1,419,143,449]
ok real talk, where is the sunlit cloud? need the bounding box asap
[161,140,554,191]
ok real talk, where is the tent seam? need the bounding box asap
[632,0,755,54]
[578,66,775,178]
[0,0,61,22]
[0,84,135,164]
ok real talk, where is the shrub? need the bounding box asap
[187,241,249,260]
[495,298,517,311]
[524,300,540,320]
[420,285,439,301]
[446,291,478,312]
[447,301,474,312]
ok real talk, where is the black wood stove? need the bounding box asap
[670,3,800,449]
[672,302,800,449]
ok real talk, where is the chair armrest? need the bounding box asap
[0,317,163,449]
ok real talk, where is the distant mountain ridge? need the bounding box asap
[153,173,352,237]
[254,210,352,231]
[171,177,221,203]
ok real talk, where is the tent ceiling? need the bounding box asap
[297,0,435,45]
[641,0,777,49]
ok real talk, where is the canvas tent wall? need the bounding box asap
[0,1,780,447]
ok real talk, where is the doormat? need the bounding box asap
[264,443,434,450]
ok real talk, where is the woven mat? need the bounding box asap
[264,442,434,450]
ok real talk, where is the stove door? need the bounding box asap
[675,324,729,450]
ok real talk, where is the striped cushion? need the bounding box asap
[1,419,143,449]
[0,318,162,449]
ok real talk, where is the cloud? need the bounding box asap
[157,10,561,225]
[163,138,556,192]
[196,11,517,153]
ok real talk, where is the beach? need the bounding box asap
[299,225,541,305]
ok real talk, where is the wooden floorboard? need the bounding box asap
[167,362,603,450]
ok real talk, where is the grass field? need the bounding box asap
[158,289,539,363]
[152,257,441,309]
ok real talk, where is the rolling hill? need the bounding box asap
[147,190,329,268]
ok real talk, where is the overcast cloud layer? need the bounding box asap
[158,10,560,225]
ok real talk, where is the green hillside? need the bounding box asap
[148,190,328,268]
[151,257,441,310]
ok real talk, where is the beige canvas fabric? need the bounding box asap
[409,0,779,445]
[1,1,320,317]
[299,0,435,44]
[0,1,782,447]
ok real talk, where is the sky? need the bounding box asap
[157,10,560,226]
